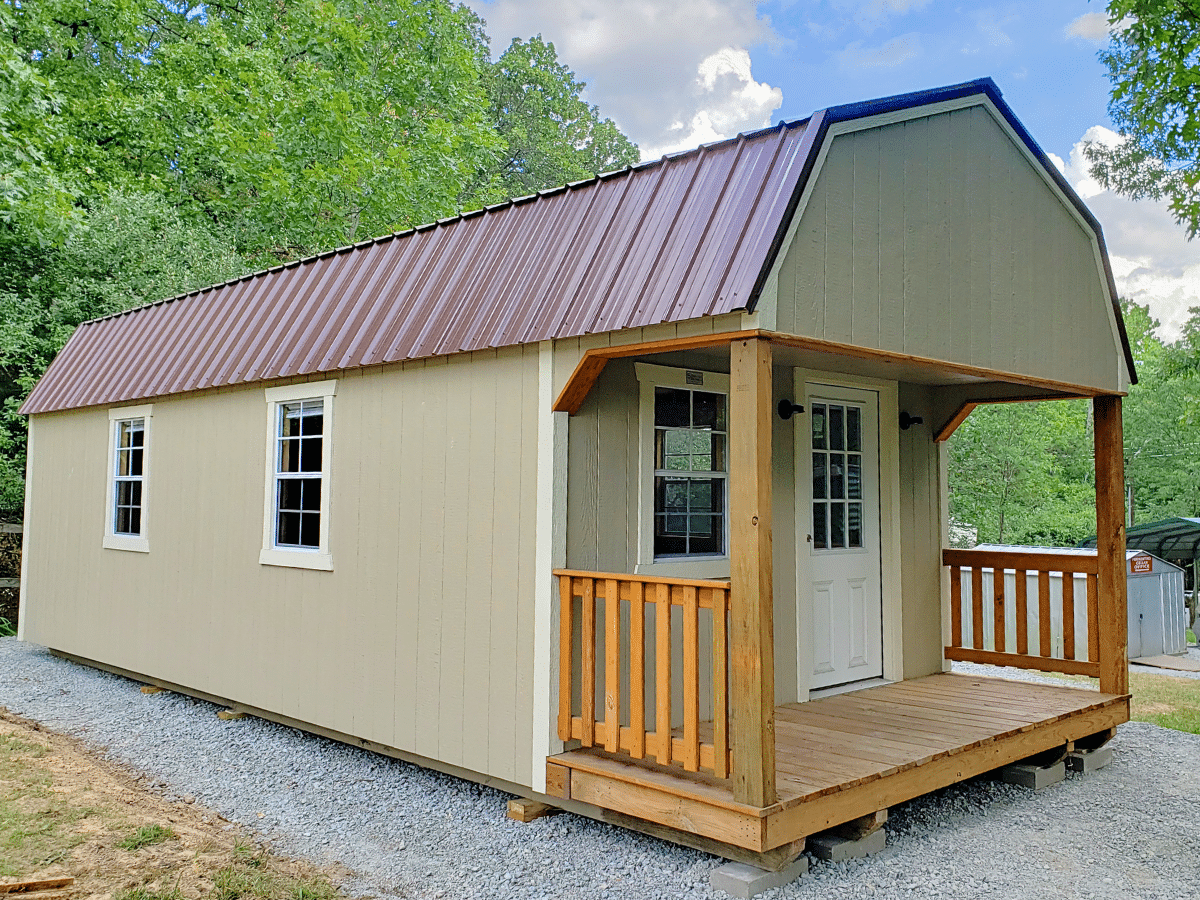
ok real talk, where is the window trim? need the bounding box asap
[260,380,336,571]
[103,404,153,553]
[634,363,731,579]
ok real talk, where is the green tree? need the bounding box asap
[473,36,640,201]
[1087,1,1200,235]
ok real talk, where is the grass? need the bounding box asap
[0,733,89,878]
[1127,671,1200,734]
[210,863,340,900]
[119,823,177,851]
[0,617,15,638]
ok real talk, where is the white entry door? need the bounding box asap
[802,382,884,690]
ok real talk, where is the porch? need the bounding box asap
[546,672,1128,858]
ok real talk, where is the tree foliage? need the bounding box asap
[1088,1,1200,235]
[0,0,640,510]
[950,300,1200,546]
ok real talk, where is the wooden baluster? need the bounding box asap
[971,566,984,649]
[1038,570,1052,657]
[581,578,596,746]
[1015,570,1029,655]
[605,578,621,753]
[1062,571,1076,660]
[712,589,729,779]
[683,585,700,773]
[1087,573,1100,664]
[993,568,1006,653]
[557,575,573,742]
[655,582,672,765]
[949,565,962,648]
[629,580,646,759]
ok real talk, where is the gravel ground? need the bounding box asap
[4,638,1199,900]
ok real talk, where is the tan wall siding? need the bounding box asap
[773,105,1125,392]
[22,346,541,788]
[897,383,946,679]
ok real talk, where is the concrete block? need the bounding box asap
[1066,745,1113,774]
[1000,758,1066,790]
[808,827,887,862]
[710,857,809,898]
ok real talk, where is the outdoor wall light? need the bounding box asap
[899,411,925,430]
[778,399,805,420]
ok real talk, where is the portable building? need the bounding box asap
[17,79,1134,870]
[960,545,1184,661]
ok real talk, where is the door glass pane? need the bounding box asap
[847,454,861,500]
[847,406,861,452]
[829,453,845,499]
[812,503,827,549]
[811,404,826,450]
[830,502,845,548]
[812,453,826,499]
[829,405,844,451]
[848,502,862,548]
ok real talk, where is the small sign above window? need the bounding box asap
[1130,555,1152,574]
[685,370,704,386]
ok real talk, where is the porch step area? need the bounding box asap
[546,673,1129,860]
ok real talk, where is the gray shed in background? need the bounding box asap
[969,546,1186,660]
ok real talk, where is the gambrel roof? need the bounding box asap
[21,79,1135,415]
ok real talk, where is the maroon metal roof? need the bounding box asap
[21,119,814,414]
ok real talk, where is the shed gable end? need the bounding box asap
[768,103,1127,392]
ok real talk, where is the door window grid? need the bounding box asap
[113,418,144,535]
[274,399,323,549]
[812,402,863,550]
[653,386,727,557]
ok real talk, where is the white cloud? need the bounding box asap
[976,9,1013,47]
[1056,127,1200,339]
[839,32,922,69]
[1065,12,1111,42]
[644,48,783,158]
[466,1,781,160]
[847,0,931,32]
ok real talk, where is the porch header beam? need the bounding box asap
[729,337,777,808]
[1093,395,1130,696]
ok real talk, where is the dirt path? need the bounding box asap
[0,707,352,899]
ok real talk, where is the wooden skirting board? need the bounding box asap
[546,673,1129,857]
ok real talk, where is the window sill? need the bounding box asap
[103,534,149,553]
[259,547,333,571]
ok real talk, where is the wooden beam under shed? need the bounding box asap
[728,337,776,809]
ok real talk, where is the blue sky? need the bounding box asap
[468,0,1200,339]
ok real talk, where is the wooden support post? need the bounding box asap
[1093,395,1129,696]
[729,338,777,808]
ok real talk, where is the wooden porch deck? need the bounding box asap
[546,673,1129,859]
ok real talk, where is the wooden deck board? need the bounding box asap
[547,673,1129,856]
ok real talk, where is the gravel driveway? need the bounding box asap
[3,637,1198,900]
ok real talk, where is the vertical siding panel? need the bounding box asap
[822,140,854,343]
[793,183,826,338]
[968,108,992,371]
[438,357,472,765]
[513,346,541,784]
[415,359,448,760]
[462,352,498,776]
[333,370,366,737]
[947,110,971,366]
[878,120,905,354]
[394,362,424,750]
[852,127,881,348]
[488,349,525,779]
[902,119,930,357]
[926,112,954,361]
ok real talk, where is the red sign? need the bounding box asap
[1130,555,1152,574]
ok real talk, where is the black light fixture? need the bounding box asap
[899,411,925,430]
[778,399,805,420]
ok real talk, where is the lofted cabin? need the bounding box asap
[18,79,1132,873]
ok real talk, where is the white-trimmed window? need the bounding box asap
[260,380,336,571]
[104,404,152,553]
[636,364,729,575]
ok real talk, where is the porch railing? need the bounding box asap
[943,548,1101,677]
[554,570,732,778]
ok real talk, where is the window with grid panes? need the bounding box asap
[653,386,727,557]
[811,401,864,550]
[112,418,145,535]
[273,399,324,549]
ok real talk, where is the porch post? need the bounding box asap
[729,337,777,807]
[1093,395,1129,696]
